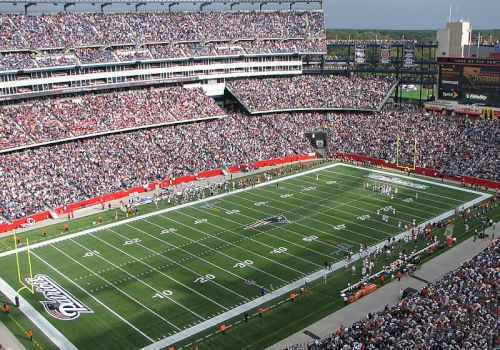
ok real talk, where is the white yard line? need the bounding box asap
[111,226,250,302]
[330,165,484,199]
[0,163,344,259]
[134,220,278,288]
[204,200,356,254]
[233,189,394,240]
[290,175,436,218]
[50,244,182,332]
[30,251,155,343]
[224,190,387,242]
[250,187,410,232]
[141,190,491,349]
[186,206,332,262]
[81,234,215,317]
[141,218,294,284]
[0,163,491,350]
[159,213,307,279]
[298,170,458,212]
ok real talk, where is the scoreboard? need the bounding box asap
[437,57,500,107]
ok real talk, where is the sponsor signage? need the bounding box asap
[439,89,460,100]
[26,274,93,320]
[380,43,391,64]
[403,44,415,67]
[438,62,500,106]
[355,44,366,64]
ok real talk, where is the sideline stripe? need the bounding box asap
[0,163,491,350]
[30,251,155,343]
[0,277,79,350]
[141,192,491,349]
[0,163,343,259]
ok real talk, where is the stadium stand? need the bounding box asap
[0,86,224,149]
[0,113,312,221]
[0,103,498,221]
[0,11,326,70]
[309,240,499,349]
[226,76,396,112]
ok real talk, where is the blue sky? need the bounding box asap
[0,0,497,29]
[324,0,498,29]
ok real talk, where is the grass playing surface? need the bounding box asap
[0,163,487,350]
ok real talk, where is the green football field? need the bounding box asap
[0,163,489,350]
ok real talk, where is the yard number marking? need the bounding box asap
[226,209,240,215]
[83,250,100,258]
[161,228,177,235]
[152,290,173,299]
[270,247,288,254]
[194,274,215,284]
[233,260,254,268]
[124,238,141,245]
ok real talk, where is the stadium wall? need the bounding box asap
[333,153,500,190]
[0,153,317,234]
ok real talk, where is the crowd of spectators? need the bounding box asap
[0,38,326,70]
[0,113,311,220]
[0,87,224,149]
[74,48,117,64]
[227,76,396,112]
[0,52,38,71]
[326,39,437,45]
[34,54,77,68]
[0,11,325,70]
[311,240,499,349]
[115,49,153,62]
[1,102,499,221]
[0,11,324,50]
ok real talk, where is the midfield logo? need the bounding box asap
[245,215,289,230]
[26,274,93,321]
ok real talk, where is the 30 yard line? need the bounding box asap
[159,213,308,277]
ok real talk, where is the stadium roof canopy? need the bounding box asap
[1,0,323,12]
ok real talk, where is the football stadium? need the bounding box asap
[0,1,498,350]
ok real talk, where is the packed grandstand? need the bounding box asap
[0,11,326,70]
[309,240,499,350]
[0,4,499,350]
